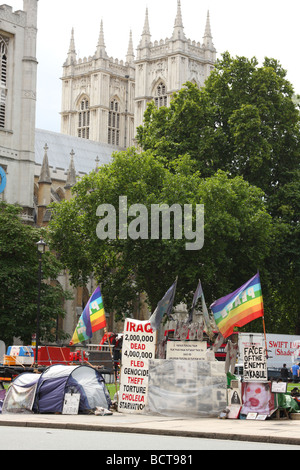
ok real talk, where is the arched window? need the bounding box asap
[0,35,8,129]
[154,82,167,109]
[108,99,120,146]
[78,97,90,139]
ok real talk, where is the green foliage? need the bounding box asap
[49,151,273,322]
[0,203,71,345]
[137,53,300,194]
[49,52,300,333]
[136,52,300,334]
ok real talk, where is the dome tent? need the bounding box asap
[2,364,111,415]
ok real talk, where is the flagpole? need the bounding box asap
[262,316,268,359]
[151,276,178,357]
[105,327,119,398]
[258,271,268,360]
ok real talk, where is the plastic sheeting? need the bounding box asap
[146,359,227,418]
[2,373,40,414]
[2,383,38,414]
[0,389,6,413]
[276,393,300,413]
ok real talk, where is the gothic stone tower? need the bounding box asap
[0,0,38,222]
[60,22,136,150]
[60,1,216,148]
[135,2,216,130]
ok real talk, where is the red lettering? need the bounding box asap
[126,320,153,334]
[128,377,144,385]
[130,360,144,368]
[145,323,153,333]
[130,343,146,350]
[122,394,145,402]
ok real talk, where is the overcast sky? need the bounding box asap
[7,0,300,132]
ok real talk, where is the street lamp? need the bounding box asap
[35,237,47,366]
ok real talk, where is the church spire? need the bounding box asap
[66,28,77,65]
[143,7,151,36]
[96,19,108,58]
[203,11,214,50]
[65,149,77,190]
[139,8,151,48]
[126,30,135,63]
[172,0,186,41]
[39,144,51,184]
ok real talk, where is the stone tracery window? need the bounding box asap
[0,35,8,129]
[108,99,120,146]
[154,82,167,109]
[78,97,90,139]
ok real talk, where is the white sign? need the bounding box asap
[118,319,156,414]
[243,345,267,382]
[266,334,300,367]
[271,382,288,394]
[166,341,207,360]
[62,393,80,415]
[239,333,300,368]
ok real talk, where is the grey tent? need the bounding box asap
[2,364,111,414]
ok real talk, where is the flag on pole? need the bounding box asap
[210,273,264,339]
[188,280,203,323]
[149,279,177,332]
[188,280,214,340]
[70,286,107,346]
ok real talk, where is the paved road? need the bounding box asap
[1,427,300,451]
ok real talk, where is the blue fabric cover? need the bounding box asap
[35,377,67,413]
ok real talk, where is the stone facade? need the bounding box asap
[60,1,216,148]
[0,0,38,223]
[0,1,119,343]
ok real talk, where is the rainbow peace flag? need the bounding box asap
[210,273,264,339]
[70,286,107,346]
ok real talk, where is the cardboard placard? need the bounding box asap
[166,341,207,360]
[243,345,267,381]
[62,393,80,415]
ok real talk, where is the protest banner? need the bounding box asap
[166,341,207,360]
[243,345,267,381]
[118,319,156,413]
[241,382,275,417]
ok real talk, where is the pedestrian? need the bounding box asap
[290,363,300,383]
[280,364,289,382]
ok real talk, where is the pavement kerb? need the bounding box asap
[1,415,300,446]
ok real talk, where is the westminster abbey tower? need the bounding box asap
[60,1,216,149]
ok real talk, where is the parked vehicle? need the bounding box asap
[238,333,300,370]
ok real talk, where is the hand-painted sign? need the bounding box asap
[0,166,6,194]
[118,319,156,414]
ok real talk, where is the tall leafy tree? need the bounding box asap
[137,54,300,193]
[137,53,300,333]
[49,53,299,333]
[49,150,273,321]
[0,202,71,345]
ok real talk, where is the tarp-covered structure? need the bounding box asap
[146,359,227,418]
[2,364,111,414]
